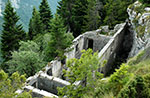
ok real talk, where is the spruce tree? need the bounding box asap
[72,0,88,36]
[57,0,88,37]
[45,14,72,61]
[28,7,43,40]
[83,0,101,32]
[57,0,75,35]
[39,0,53,33]
[104,0,135,29]
[1,0,25,70]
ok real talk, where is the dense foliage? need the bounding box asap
[45,14,73,61]
[0,70,31,98]
[57,0,135,36]
[7,41,46,77]
[58,53,150,97]
[58,49,103,98]
[1,0,150,97]
[28,7,43,40]
[39,0,53,33]
[1,0,25,71]
[0,0,73,74]
[139,0,150,3]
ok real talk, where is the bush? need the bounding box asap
[7,41,46,77]
[109,64,133,95]
[117,75,146,98]
[58,49,103,98]
[0,70,31,98]
[139,0,150,3]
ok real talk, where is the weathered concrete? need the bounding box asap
[24,85,58,98]
[37,73,70,95]
[20,71,70,98]
[65,30,112,60]
[99,23,133,76]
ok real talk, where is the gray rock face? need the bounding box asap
[145,7,150,12]
[127,1,150,58]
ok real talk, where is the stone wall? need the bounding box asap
[20,71,70,98]
[65,30,111,60]
[24,85,58,98]
[98,23,133,76]
[37,73,70,95]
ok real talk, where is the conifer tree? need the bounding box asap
[28,7,43,40]
[104,0,135,29]
[57,0,75,35]
[139,0,150,3]
[57,0,88,37]
[72,0,88,36]
[45,14,73,61]
[1,0,25,70]
[39,0,53,33]
[83,0,101,32]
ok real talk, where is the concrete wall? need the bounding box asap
[37,73,70,95]
[98,23,133,76]
[24,72,70,98]
[24,85,58,98]
[65,30,111,60]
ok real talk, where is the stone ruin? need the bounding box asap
[17,22,133,98]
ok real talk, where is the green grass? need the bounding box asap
[128,59,150,75]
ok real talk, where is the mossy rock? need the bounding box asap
[136,25,146,37]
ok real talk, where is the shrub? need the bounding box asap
[118,75,146,98]
[0,70,31,98]
[109,64,133,95]
[139,0,150,4]
[7,41,46,77]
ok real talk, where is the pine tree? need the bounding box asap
[139,0,150,3]
[28,7,43,40]
[57,0,75,35]
[57,0,88,37]
[72,0,88,36]
[1,0,25,70]
[83,0,101,32]
[45,14,73,61]
[104,0,135,29]
[39,0,53,33]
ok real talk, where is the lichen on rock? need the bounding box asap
[127,1,150,58]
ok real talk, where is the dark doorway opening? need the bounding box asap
[88,39,93,49]
[47,68,52,76]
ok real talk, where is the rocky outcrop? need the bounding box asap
[127,1,150,57]
[100,23,125,35]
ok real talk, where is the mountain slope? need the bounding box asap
[0,0,60,32]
